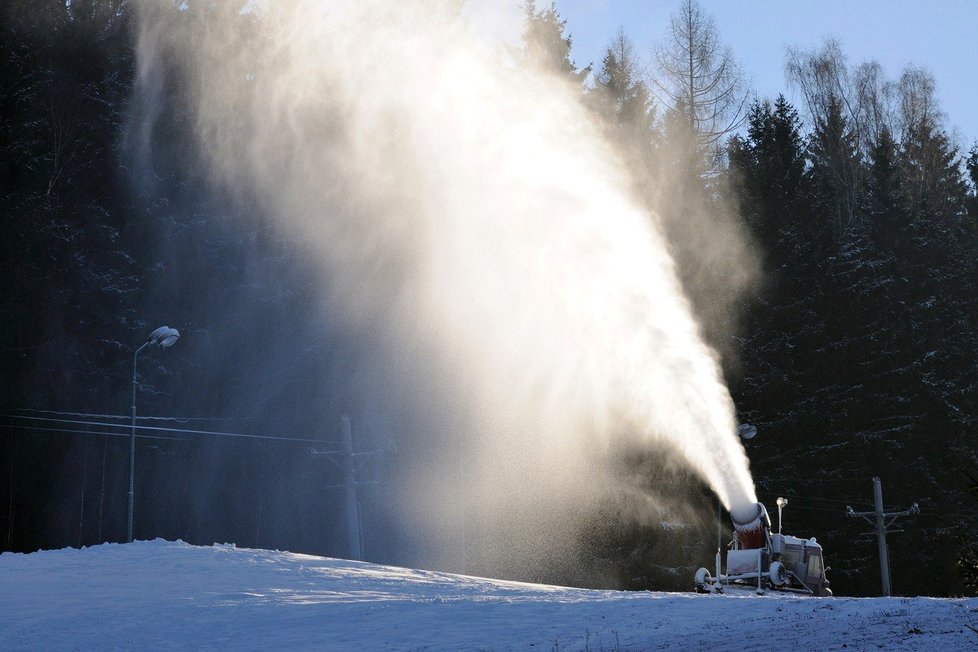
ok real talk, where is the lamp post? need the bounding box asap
[128,326,180,543]
[776,496,788,534]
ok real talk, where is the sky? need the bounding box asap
[542,0,977,148]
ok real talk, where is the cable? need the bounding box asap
[0,415,340,446]
[759,476,880,483]
[15,408,255,422]
[1,423,342,456]
[756,490,874,506]
[774,504,854,514]
[2,423,191,443]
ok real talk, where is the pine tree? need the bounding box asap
[958,472,978,594]
[728,93,820,303]
[900,117,968,222]
[728,95,808,251]
[0,0,141,551]
[591,29,656,164]
[966,143,978,218]
[807,94,863,236]
[864,126,905,244]
[521,1,580,80]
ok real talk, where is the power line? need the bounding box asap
[2,423,192,443]
[759,491,863,503]
[15,408,255,422]
[2,423,348,464]
[758,475,875,483]
[1,414,338,445]
[765,502,858,514]
[757,491,874,508]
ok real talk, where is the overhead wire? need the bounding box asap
[3,423,194,443]
[756,490,874,507]
[15,408,256,422]
[4,412,961,516]
[0,414,340,446]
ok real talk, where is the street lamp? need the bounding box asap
[128,326,180,543]
[737,423,758,440]
[776,496,788,534]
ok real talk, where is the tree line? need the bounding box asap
[1,0,976,596]
[524,0,978,596]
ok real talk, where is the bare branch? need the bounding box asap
[649,0,749,153]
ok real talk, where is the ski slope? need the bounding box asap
[1,540,975,650]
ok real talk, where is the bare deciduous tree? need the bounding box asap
[895,66,941,141]
[852,60,896,149]
[784,40,942,156]
[786,40,867,230]
[787,39,964,226]
[45,107,80,197]
[786,40,856,131]
[650,0,749,148]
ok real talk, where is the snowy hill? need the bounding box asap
[1,540,975,651]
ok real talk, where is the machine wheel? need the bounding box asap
[694,567,712,592]
[769,561,787,587]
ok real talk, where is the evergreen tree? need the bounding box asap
[864,126,905,244]
[866,127,901,217]
[658,101,703,178]
[966,143,978,218]
[590,29,656,167]
[593,31,653,129]
[807,94,863,236]
[900,116,968,222]
[521,1,581,81]
[0,0,141,551]
[960,472,978,594]
[728,95,809,254]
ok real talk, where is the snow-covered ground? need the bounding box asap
[1,540,975,651]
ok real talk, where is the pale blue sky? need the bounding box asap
[555,0,977,148]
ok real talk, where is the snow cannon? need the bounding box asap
[693,498,832,596]
[730,502,770,550]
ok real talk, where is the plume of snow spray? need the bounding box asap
[133,0,757,571]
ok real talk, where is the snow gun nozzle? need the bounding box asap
[730,502,771,550]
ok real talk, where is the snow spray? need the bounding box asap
[132,1,757,572]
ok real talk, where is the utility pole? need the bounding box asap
[320,415,387,562]
[340,415,363,562]
[846,477,919,596]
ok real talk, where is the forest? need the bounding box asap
[1,0,977,597]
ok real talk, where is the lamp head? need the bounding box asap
[148,326,180,348]
[737,423,757,440]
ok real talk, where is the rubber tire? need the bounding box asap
[769,561,787,587]
[694,567,712,591]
